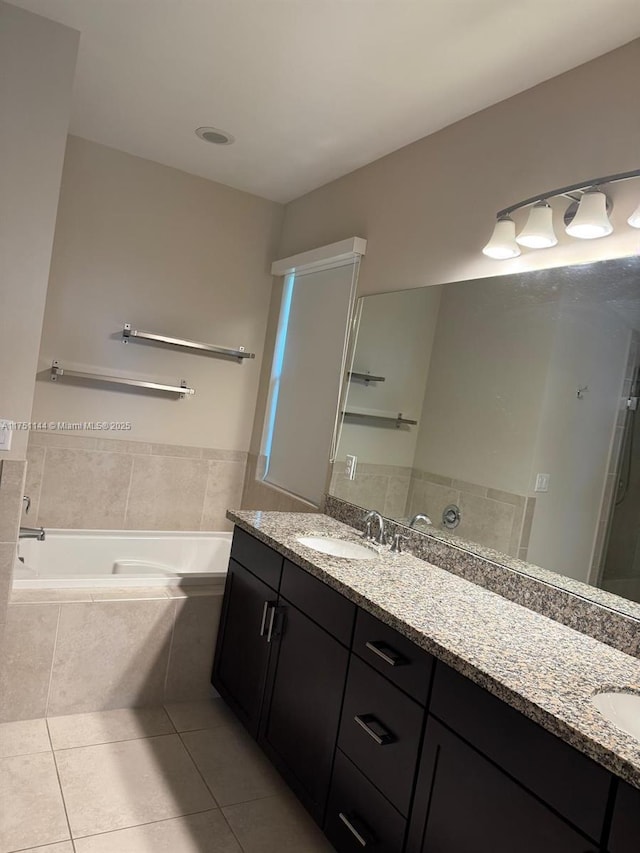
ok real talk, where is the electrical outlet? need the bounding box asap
[345,454,357,481]
[535,473,550,493]
[0,420,12,452]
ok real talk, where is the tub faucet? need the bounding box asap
[409,513,432,529]
[363,510,387,546]
[19,526,45,541]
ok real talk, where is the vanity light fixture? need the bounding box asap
[483,168,640,258]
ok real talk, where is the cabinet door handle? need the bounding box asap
[266,604,278,643]
[338,812,369,847]
[354,713,395,745]
[365,640,406,667]
[259,601,271,637]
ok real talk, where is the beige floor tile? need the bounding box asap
[73,809,241,853]
[223,792,334,853]
[181,725,286,807]
[55,734,215,838]
[19,845,74,853]
[164,699,236,733]
[0,717,51,758]
[48,707,175,750]
[0,752,70,852]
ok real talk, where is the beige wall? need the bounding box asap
[278,41,640,293]
[32,136,283,451]
[0,3,78,461]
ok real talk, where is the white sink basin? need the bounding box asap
[297,536,378,560]
[592,692,640,741]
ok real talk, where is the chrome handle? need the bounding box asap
[354,714,395,746]
[365,640,406,667]
[23,495,31,515]
[259,601,270,637]
[266,605,278,643]
[338,812,368,847]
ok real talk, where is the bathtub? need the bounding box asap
[13,529,232,589]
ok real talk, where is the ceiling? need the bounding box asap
[11,0,640,202]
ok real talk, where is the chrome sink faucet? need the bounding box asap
[362,510,387,546]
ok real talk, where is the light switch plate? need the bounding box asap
[345,454,357,481]
[535,472,550,493]
[0,420,12,451]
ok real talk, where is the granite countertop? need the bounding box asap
[228,509,640,790]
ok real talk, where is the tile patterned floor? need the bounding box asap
[0,700,334,853]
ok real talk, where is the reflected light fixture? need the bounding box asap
[483,168,640,259]
[482,216,521,259]
[516,201,557,248]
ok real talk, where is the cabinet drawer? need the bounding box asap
[230,527,283,591]
[280,560,356,646]
[609,780,640,853]
[429,662,610,842]
[353,608,434,704]
[325,749,406,853]
[338,655,424,817]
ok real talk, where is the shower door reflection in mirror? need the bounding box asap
[330,257,640,604]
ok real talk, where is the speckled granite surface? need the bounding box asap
[325,495,640,658]
[228,509,640,790]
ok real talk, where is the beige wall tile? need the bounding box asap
[201,461,246,531]
[383,476,410,518]
[24,444,45,523]
[0,460,26,542]
[125,455,209,530]
[0,751,70,851]
[330,473,389,513]
[202,448,248,463]
[47,599,174,715]
[0,544,15,644]
[165,595,223,702]
[452,478,487,497]
[0,603,59,723]
[38,448,132,528]
[457,493,516,554]
[55,735,215,837]
[28,432,98,450]
[94,438,151,455]
[520,497,537,550]
[408,479,459,521]
[486,487,526,508]
[508,501,526,557]
[150,443,204,458]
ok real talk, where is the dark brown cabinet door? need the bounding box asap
[407,718,599,853]
[259,597,350,823]
[211,559,277,737]
[609,780,640,852]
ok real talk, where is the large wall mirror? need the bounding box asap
[331,257,640,611]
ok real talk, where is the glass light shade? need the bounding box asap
[516,202,558,248]
[482,217,521,259]
[628,202,640,229]
[565,190,613,239]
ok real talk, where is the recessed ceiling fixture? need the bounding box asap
[483,168,640,259]
[195,126,235,145]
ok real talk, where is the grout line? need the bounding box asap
[44,604,62,718]
[45,714,75,848]
[121,454,136,529]
[176,728,222,809]
[68,805,221,842]
[198,459,212,532]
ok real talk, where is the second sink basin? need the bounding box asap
[297,536,378,560]
[592,691,640,741]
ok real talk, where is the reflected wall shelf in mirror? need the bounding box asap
[330,256,640,615]
[121,323,255,361]
[342,406,418,428]
[50,361,195,398]
[348,371,386,383]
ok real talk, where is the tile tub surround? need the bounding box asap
[227,509,640,790]
[24,431,247,531]
[325,494,640,657]
[0,587,223,722]
[0,459,26,645]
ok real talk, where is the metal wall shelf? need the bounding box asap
[50,362,195,398]
[348,371,386,383]
[342,407,417,428]
[122,324,255,361]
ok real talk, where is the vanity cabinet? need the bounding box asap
[214,526,638,853]
[608,780,640,852]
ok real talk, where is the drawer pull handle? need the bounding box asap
[354,713,395,745]
[365,640,406,667]
[338,812,369,847]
